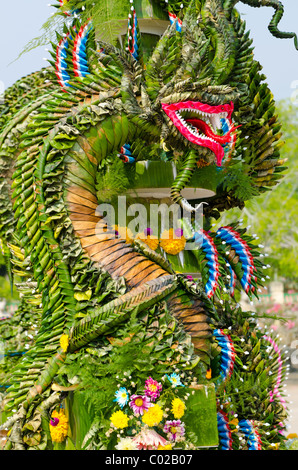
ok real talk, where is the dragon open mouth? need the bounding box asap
[162,101,238,166]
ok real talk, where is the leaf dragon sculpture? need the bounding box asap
[0,0,296,450]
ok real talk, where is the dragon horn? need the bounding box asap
[225,0,298,50]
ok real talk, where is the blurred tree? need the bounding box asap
[0,252,6,277]
[0,250,19,301]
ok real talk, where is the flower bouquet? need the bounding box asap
[107,373,194,450]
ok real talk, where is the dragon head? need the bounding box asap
[141,2,242,168]
[49,0,295,214]
[161,100,237,167]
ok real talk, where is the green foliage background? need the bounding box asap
[219,99,298,286]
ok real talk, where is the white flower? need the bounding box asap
[115,437,138,451]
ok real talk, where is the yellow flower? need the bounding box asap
[60,334,69,353]
[229,418,239,427]
[287,433,298,439]
[113,225,134,244]
[110,410,129,429]
[142,404,163,427]
[160,228,186,255]
[270,442,280,450]
[171,398,186,419]
[136,232,159,251]
[229,418,239,433]
[206,368,212,379]
[50,409,69,443]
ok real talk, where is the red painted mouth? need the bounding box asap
[161,101,238,166]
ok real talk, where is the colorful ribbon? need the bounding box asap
[238,419,262,450]
[57,0,82,16]
[217,411,233,450]
[55,33,72,90]
[73,21,92,78]
[262,335,287,409]
[216,226,257,294]
[127,9,139,60]
[168,12,182,32]
[196,230,220,298]
[213,329,236,383]
[118,144,135,163]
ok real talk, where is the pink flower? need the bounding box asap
[163,420,185,442]
[129,395,151,416]
[144,377,162,402]
[50,417,60,427]
[286,321,295,330]
[132,428,168,450]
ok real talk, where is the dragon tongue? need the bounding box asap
[186,119,231,145]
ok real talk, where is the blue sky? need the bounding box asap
[0,1,298,102]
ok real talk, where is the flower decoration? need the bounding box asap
[49,409,69,443]
[144,377,162,401]
[106,374,192,449]
[158,443,173,450]
[129,394,152,416]
[136,228,159,251]
[59,334,69,353]
[287,433,298,440]
[142,404,164,427]
[115,437,138,450]
[229,417,239,430]
[164,420,185,442]
[160,228,186,255]
[171,398,186,419]
[114,387,129,409]
[110,410,129,429]
[166,373,184,388]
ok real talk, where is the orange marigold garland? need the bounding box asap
[160,228,186,255]
[136,228,159,251]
